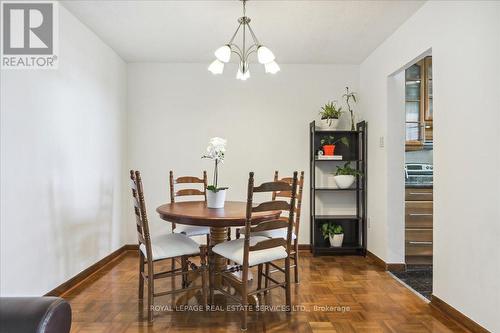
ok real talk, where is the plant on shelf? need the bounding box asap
[342,86,358,131]
[319,101,343,129]
[333,162,363,189]
[202,137,228,208]
[321,222,344,247]
[319,135,349,156]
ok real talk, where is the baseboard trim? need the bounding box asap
[46,242,308,297]
[45,244,138,297]
[430,295,490,333]
[298,244,311,251]
[366,250,406,272]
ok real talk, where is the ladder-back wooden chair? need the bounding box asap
[169,170,232,244]
[268,170,304,283]
[169,170,211,242]
[236,171,304,283]
[130,170,207,323]
[209,171,298,331]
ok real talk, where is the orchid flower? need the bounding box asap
[202,137,228,192]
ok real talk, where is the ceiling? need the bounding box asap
[62,0,424,64]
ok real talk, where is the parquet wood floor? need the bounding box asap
[64,251,468,333]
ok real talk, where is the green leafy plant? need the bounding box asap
[342,86,358,130]
[320,135,349,147]
[206,185,228,192]
[319,101,343,125]
[334,162,363,177]
[321,222,343,239]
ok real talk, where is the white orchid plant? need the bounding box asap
[202,137,228,193]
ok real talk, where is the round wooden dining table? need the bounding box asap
[156,201,281,304]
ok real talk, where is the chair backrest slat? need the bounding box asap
[136,231,146,244]
[130,170,153,261]
[175,189,205,197]
[135,212,142,227]
[175,176,205,184]
[252,200,291,213]
[249,238,287,252]
[250,218,289,233]
[253,181,292,193]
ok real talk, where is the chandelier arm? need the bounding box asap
[243,44,258,62]
[246,22,260,46]
[228,22,242,44]
[244,50,257,63]
[229,43,244,58]
[231,49,244,63]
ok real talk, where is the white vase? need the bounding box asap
[329,234,344,247]
[334,175,355,189]
[206,189,227,208]
[320,118,339,129]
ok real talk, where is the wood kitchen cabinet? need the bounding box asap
[405,187,433,265]
[405,56,432,150]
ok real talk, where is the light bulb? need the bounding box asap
[236,68,243,80]
[214,45,231,63]
[243,69,250,80]
[257,46,275,64]
[208,59,224,74]
[236,67,250,81]
[264,61,280,74]
[236,62,250,80]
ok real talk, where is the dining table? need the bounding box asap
[156,200,281,305]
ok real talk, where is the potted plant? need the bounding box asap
[319,101,343,129]
[320,135,349,156]
[342,87,357,131]
[333,162,363,189]
[202,137,228,208]
[321,222,344,247]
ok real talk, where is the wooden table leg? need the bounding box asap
[210,227,228,288]
[175,228,227,307]
[176,226,258,308]
[211,227,258,308]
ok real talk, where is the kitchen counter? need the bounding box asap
[405,184,433,189]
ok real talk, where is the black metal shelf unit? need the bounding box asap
[309,121,367,256]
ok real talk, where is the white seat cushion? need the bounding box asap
[238,227,296,240]
[174,225,210,237]
[212,236,287,267]
[140,233,200,261]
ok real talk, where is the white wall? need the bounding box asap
[126,63,359,244]
[0,5,127,295]
[359,1,500,331]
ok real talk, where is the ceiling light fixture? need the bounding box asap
[208,0,279,80]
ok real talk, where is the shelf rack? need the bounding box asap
[309,121,367,256]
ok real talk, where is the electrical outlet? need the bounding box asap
[379,136,384,148]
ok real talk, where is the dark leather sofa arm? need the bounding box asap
[0,297,71,333]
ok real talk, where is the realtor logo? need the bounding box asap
[1,1,58,69]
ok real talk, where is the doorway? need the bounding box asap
[387,54,434,300]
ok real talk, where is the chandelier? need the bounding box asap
[208,0,280,80]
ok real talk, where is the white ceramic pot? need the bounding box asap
[321,118,339,129]
[334,175,355,189]
[329,234,344,247]
[206,189,227,208]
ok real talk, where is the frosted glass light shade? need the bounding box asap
[264,61,280,74]
[257,46,275,64]
[214,45,231,63]
[208,59,224,74]
[236,68,250,81]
